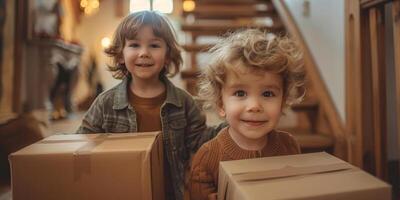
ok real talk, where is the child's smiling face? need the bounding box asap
[122,25,168,82]
[219,65,284,146]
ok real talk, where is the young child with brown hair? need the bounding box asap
[76,11,223,200]
[188,29,306,200]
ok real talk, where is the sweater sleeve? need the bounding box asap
[76,95,105,134]
[188,144,217,200]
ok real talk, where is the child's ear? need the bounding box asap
[164,58,170,66]
[217,102,226,118]
[218,108,226,118]
[117,57,124,65]
[280,95,287,110]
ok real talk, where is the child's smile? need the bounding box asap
[240,119,269,127]
[122,25,168,82]
[219,66,284,150]
[135,62,154,67]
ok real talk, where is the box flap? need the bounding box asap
[232,163,352,182]
[218,152,391,200]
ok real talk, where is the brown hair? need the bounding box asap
[198,29,305,110]
[104,10,182,79]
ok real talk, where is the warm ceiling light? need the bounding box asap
[183,0,195,12]
[101,37,111,48]
[80,0,88,8]
[80,0,100,15]
[92,0,99,8]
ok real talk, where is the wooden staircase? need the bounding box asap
[180,0,285,94]
[281,80,334,154]
[178,0,335,154]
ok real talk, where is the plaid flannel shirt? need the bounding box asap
[77,76,223,200]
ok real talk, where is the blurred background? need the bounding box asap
[0,0,399,199]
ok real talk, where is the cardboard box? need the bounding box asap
[218,152,391,200]
[9,132,164,200]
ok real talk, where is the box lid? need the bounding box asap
[218,152,391,200]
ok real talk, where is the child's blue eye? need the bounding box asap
[234,90,246,97]
[263,91,275,97]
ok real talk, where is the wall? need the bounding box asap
[60,0,77,42]
[73,0,126,103]
[283,0,346,122]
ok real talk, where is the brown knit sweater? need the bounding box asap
[187,127,300,200]
[128,89,176,197]
[128,89,166,132]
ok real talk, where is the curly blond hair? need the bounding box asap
[104,10,182,79]
[198,29,305,110]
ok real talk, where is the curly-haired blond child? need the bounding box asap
[76,11,224,200]
[187,29,306,200]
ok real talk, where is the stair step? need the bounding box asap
[293,133,334,149]
[291,100,319,112]
[183,3,277,19]
[280,128,334,152]
[181,22,285,36]
[181,69,201,79]
[195,0,271,4]
[182,44,213,52]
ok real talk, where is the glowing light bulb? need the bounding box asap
[101,37,111,48]
[183,0,195,12]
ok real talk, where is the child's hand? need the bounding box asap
[208,193,217,200]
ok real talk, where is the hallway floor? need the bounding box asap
[0,180,10,200]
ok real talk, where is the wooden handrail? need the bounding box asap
[272,0,347,159]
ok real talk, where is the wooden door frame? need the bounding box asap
[345,0,393,179]
[345,0,364,168]
[12,0,26,113]
[0,0,20,117]
[368,6,387,179]
[393,0,400,168]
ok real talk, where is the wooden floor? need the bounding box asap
[0,180,10,200]
[47,112,84,134]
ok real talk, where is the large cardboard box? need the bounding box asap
[218,152,391,200]
[9,132,164,200]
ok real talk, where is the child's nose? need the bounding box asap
[247,98,263,112]
[139,47,150,58]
